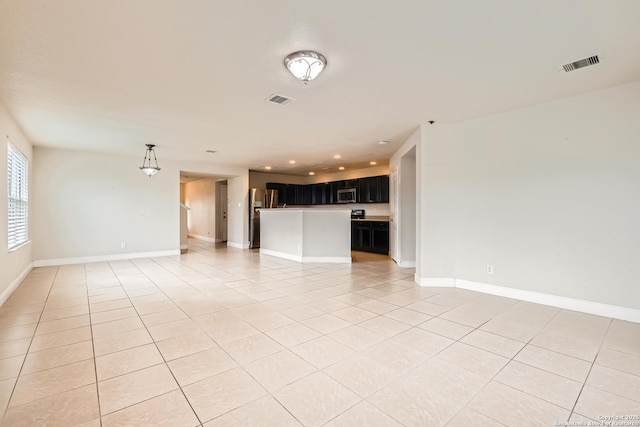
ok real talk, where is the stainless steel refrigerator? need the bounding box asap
[249,188,278,249]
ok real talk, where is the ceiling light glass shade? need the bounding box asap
[284,51,327,84]
[140,166,160,176]
[139,144,161,177]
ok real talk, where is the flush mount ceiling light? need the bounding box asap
[370,161,377,165]
[265,166,272,170]
[139,144,161,177]
[284,50,327,84]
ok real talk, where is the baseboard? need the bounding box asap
[397,260,416,268]
[0,263,34,308]
[301,256,352,264]
[33,250,180,267]
[227,241,249,249]
[260,248,302,262]
[416,276,640,323]
[180,244,188,250]
[188,234,217,243]
[417,276,456,287]
[260,248,352,264]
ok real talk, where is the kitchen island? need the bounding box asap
[259,208,352,263]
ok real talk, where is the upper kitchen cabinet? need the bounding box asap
[357,175,389,203]
[378,175,389,203]
[326,182,339,204]
[311,183,327,205]
[267,175,389,205]
[337,179,358,190]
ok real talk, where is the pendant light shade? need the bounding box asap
[140,144,161,177]
[284,50,327,84]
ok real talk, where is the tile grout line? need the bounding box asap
[567,317,614,421]
[84,263,104,427]
[5,241,635,426]
[422,304,565,426]
[104,258,204,426]
[0,265,59,425]
[156,251,401,426]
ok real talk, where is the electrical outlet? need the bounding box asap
[120,242,126,249]
[486,264,494,275]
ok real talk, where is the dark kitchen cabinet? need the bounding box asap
[266,175,388,206]
[306,185,314,204]
[338,179,357,190]
[357,175,389,203]
[296,185,311,205]
[327,182,339,204]
[351,222,372,251]
[311,184,326,205]
[371,221,390,253]
[351,220,389,254]
[378,175,389,203]
[357,177,374,202]
[285,184,298,205]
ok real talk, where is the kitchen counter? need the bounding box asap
[259,208,352,263]
[351,216,390,222]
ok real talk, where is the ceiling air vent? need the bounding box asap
[265,93,295,106]
[205,150,217,154]
[559,55,600,72]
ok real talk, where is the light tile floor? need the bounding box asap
[1,239,639,426]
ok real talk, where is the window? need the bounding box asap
[7,140,29,250]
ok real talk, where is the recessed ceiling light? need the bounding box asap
[289,160,296,164]
[333,154,341,159]
[338,166,345,171]
[370,161,377,165]
[309,171,315,176]
[265,166,272,170]
[378,141,388,145]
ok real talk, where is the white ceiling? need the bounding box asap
[1,1,639,176]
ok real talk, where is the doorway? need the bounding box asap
[216,181,228,242]
[397,146,417,267]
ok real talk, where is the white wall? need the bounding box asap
[227,174,249,248]
[184,178,216,241]
[32,147,179,262]
[418,81,640,310]
[0,101,33,303]
[390,127,421,267]
[32,147,248,263]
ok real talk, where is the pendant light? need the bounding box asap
[139,144,161,177]
[284,50,327,84]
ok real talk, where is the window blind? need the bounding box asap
[7,141,29,250]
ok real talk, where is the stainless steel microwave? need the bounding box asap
[337,188,356,203]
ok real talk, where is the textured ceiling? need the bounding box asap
[1,0,639,175]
